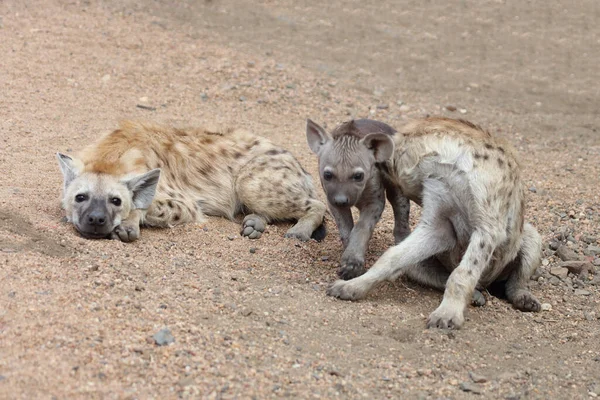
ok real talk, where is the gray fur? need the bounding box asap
[306,119,410,279]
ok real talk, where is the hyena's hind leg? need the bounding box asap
[235,151,327,241]
[504,223,542,312]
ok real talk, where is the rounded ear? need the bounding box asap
[360,133,395,162]
[56,152,79,190]
[306,119,331,154]
[124,169,161,209]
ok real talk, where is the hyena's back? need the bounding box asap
[79,120,326,239]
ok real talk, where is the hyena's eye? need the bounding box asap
[352,172,364,182]
[323,171,334,181]
[110,197,122,206]
[75,194,88,203]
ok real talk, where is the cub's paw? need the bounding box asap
[394,228,411,245]
[510,290,541,312]
[472,289,486,307]
[339,255,366,280]
[241,214,266,239]
[112,222,140,243]
[326,279,368,301]
[427,304,465,330]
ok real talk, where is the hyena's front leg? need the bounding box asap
[112,209,142,242]
[427,229,501,329]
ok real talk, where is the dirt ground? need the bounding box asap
[1,0,600,398]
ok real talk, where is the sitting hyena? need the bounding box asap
[306,119,411,280]
[319,117,542,329]
[56,120,326,242]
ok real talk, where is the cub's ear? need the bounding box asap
[56,153,79,190]
[124,169,161,209]
[306,119,331,154]
[360,133,395,162]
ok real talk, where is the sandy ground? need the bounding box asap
[1,0,600,398]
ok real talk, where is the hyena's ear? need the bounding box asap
[56,153,79,190]
[306,119,331,154]
[360,133,395,162]
[124,169,161,210]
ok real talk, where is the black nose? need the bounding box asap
[333,195,349,207]
[87,211,107,226]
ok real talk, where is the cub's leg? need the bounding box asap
[337,188,386,280]
[328,204,354,249]
[235,152,326,241]
[111,209,142,242]
[504,223,542,312]
[382,179,411,244]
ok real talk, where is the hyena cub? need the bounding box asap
[57,120,326,242]
[306,119,410,280]
[324,117,542,329]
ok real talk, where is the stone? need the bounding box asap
[540,303,552,311]
[469,371,488,383]
[459,382,482,394]
[550,266,569,279]
[153,328,175,346]
[556,245,580,261]
[574,289,591,296]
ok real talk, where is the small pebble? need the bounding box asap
[152,328,175,346]
[574,289,591,296]
[459,382,482,394]
[541,303,552,311]
[469,371,488,383]
[249,247,257,254]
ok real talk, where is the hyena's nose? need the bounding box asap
[333,194,349,207]
[87,211,107,226]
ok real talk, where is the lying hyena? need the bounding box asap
[57,120,326,242]
[321,117,542,329]
[306,119,411,280]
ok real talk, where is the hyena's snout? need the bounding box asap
[332,194,350,207]
[77,206,114,239]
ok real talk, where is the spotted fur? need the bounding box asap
[57,120,326,242]
[326,117,542,329]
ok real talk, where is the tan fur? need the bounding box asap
[327,117,542,329]
[59,120,326,242]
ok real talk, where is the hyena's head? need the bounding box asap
[56,153,160,239]
[306,119,395,207]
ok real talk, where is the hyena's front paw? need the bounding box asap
[510,290,541,312]
[112,221,140,242]
[241,214,266,239]
[339,253,366,280]
[284,225,312,242]
[427,303,465,330]
[326,279,368,301]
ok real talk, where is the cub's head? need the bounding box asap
[56,153,160,239]
[306,119,395,208]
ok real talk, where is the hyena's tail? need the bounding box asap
[310,219,327,242]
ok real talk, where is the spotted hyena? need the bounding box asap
[324,117,542,329]
[57,120,327,242]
